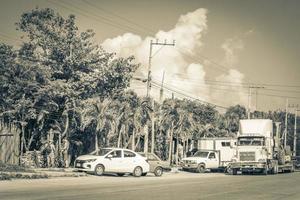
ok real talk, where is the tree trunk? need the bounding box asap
[168,124,174,165]
[175,133,179,166]
[117,124,125,148]
[95,133,99,151]
[144,125,149,153]
[135,135,141,151]
[131,129,135,150]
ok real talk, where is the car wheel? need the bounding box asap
[94,164,104,176]
[197,164,206,173]
[154,167,163,177]
[133,166,143,177]
[142,173,147,176]
[117,173,125,176]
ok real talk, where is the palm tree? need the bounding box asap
[80,98,112,151]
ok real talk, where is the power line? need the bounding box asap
[48,0,151,36]
[151,81,228,109]
[172,72,300,89]
[81,0,155,35]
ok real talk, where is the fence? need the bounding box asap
[0,120,21,165]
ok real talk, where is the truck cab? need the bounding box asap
[228,119,293,175]
[182,150,219,173]
[229,119,273,174]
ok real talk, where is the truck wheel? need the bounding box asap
[232,168,238,175]
[154,167,163,177]
[263,167,268,175]
[271,165,278,174]
[197,165,206,173]
[225,166,232,175]
[133,166,143,177]
[94,164,105,176]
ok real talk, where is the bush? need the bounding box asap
[0,173,11,181]
[0,172,48,181]
[0,161,34,173]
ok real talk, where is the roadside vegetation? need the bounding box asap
[0,8,298,168]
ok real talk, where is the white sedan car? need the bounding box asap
[74,148,150,177]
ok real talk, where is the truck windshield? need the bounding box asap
[237,137,264,146]
[193,151,209,158]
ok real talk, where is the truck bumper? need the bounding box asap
[182,163,199,171]
[229,162,267,172]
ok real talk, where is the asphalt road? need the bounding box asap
[1,171,300,200]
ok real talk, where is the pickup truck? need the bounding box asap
[182,150,225,173]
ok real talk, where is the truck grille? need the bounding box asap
[239,152,255,161]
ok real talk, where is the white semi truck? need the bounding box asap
[182,138,236,172]
[228,119,294,175]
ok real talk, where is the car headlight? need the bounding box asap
[85,159,97,163]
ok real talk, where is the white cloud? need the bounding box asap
[101,9,253,109]
[102,8,209,101]
[221,37,244,67]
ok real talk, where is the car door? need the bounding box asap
[104,150,123,172]
[123,150,137,172]
[206,152,219,169]
[147,153,159,172]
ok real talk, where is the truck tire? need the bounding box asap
[225,167,232,174]
[262,166,268,175]
[278,149,285,165]
[271,164,278,174]
[197,164,206,173]
[232,168,238,175]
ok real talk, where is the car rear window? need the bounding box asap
[124,151,136,157]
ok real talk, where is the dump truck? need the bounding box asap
[227,119,294,175]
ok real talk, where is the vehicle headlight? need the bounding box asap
[85,159,97,163]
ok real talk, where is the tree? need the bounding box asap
[0,8,139,166]
[224,105,247,134]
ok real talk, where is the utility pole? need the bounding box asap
[247,85,265,119]
[294,109,299,156]
[147,39,175,154]
[288,104,299,156]
[159,71,165,103]
[284,98,289,148]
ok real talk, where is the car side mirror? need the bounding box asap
[106,154,113,159]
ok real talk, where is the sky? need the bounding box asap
[0,0,299,112]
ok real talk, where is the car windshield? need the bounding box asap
[238,137,264,146]
[89,148,112,156]
[193,151,209,158]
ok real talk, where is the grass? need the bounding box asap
[0,172,48,181]
[0,161,34,173]
[0,161,48,181]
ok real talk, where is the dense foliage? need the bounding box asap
[0,8,298,167]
